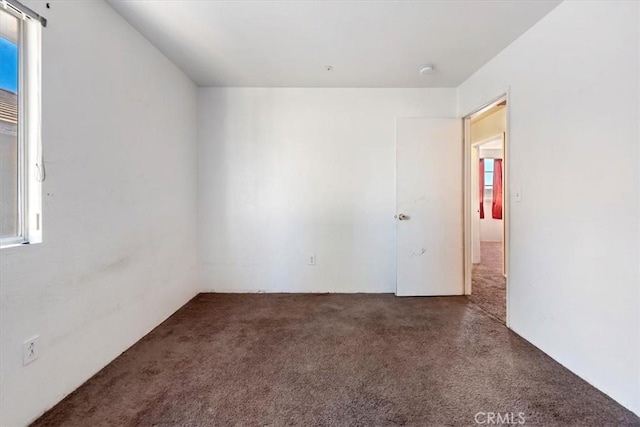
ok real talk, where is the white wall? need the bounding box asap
[458,0,639,415]
[0,1,199,425]
[198,88,456,293]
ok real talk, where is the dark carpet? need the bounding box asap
[469,242,506,323]
[33,294,639,426]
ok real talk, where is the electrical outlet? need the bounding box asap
[23,336,39,365]
[308,254,316,265]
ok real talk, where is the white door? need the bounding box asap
[471,145,481,264]
[396,118,463,296]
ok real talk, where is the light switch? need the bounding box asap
[514,189,522,202]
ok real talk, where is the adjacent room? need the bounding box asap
[1,0,639,426]
[467,101,508,322]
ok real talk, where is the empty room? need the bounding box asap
[0,0,639,426]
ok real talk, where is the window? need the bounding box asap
[483,158,494,198]
[0,1,44,248]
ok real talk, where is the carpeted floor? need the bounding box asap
[469,241,506,323]
[33,294,639,426]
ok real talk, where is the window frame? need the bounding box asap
[0,1,42,249]
[483,157,495,197]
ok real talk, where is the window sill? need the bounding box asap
[1,239,33,249]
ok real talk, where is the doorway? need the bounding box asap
[463,97,508,324]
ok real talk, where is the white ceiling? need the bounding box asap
[107,0,560,88]
[481,139,503,150]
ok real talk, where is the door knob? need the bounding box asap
[397,213,408,221]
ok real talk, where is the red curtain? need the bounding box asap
[479,159,485,219]
[492,159,503,219]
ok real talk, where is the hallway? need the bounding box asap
[469,242,506,322]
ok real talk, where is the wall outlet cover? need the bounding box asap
[23,336,39,365]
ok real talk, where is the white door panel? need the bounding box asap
[471,146,481,264]
[396,118,463,296]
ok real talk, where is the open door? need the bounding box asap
[471,145,481,264]
[396,118,463,296]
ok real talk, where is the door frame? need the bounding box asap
[470,134,504,268]
[462,91,511,327]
